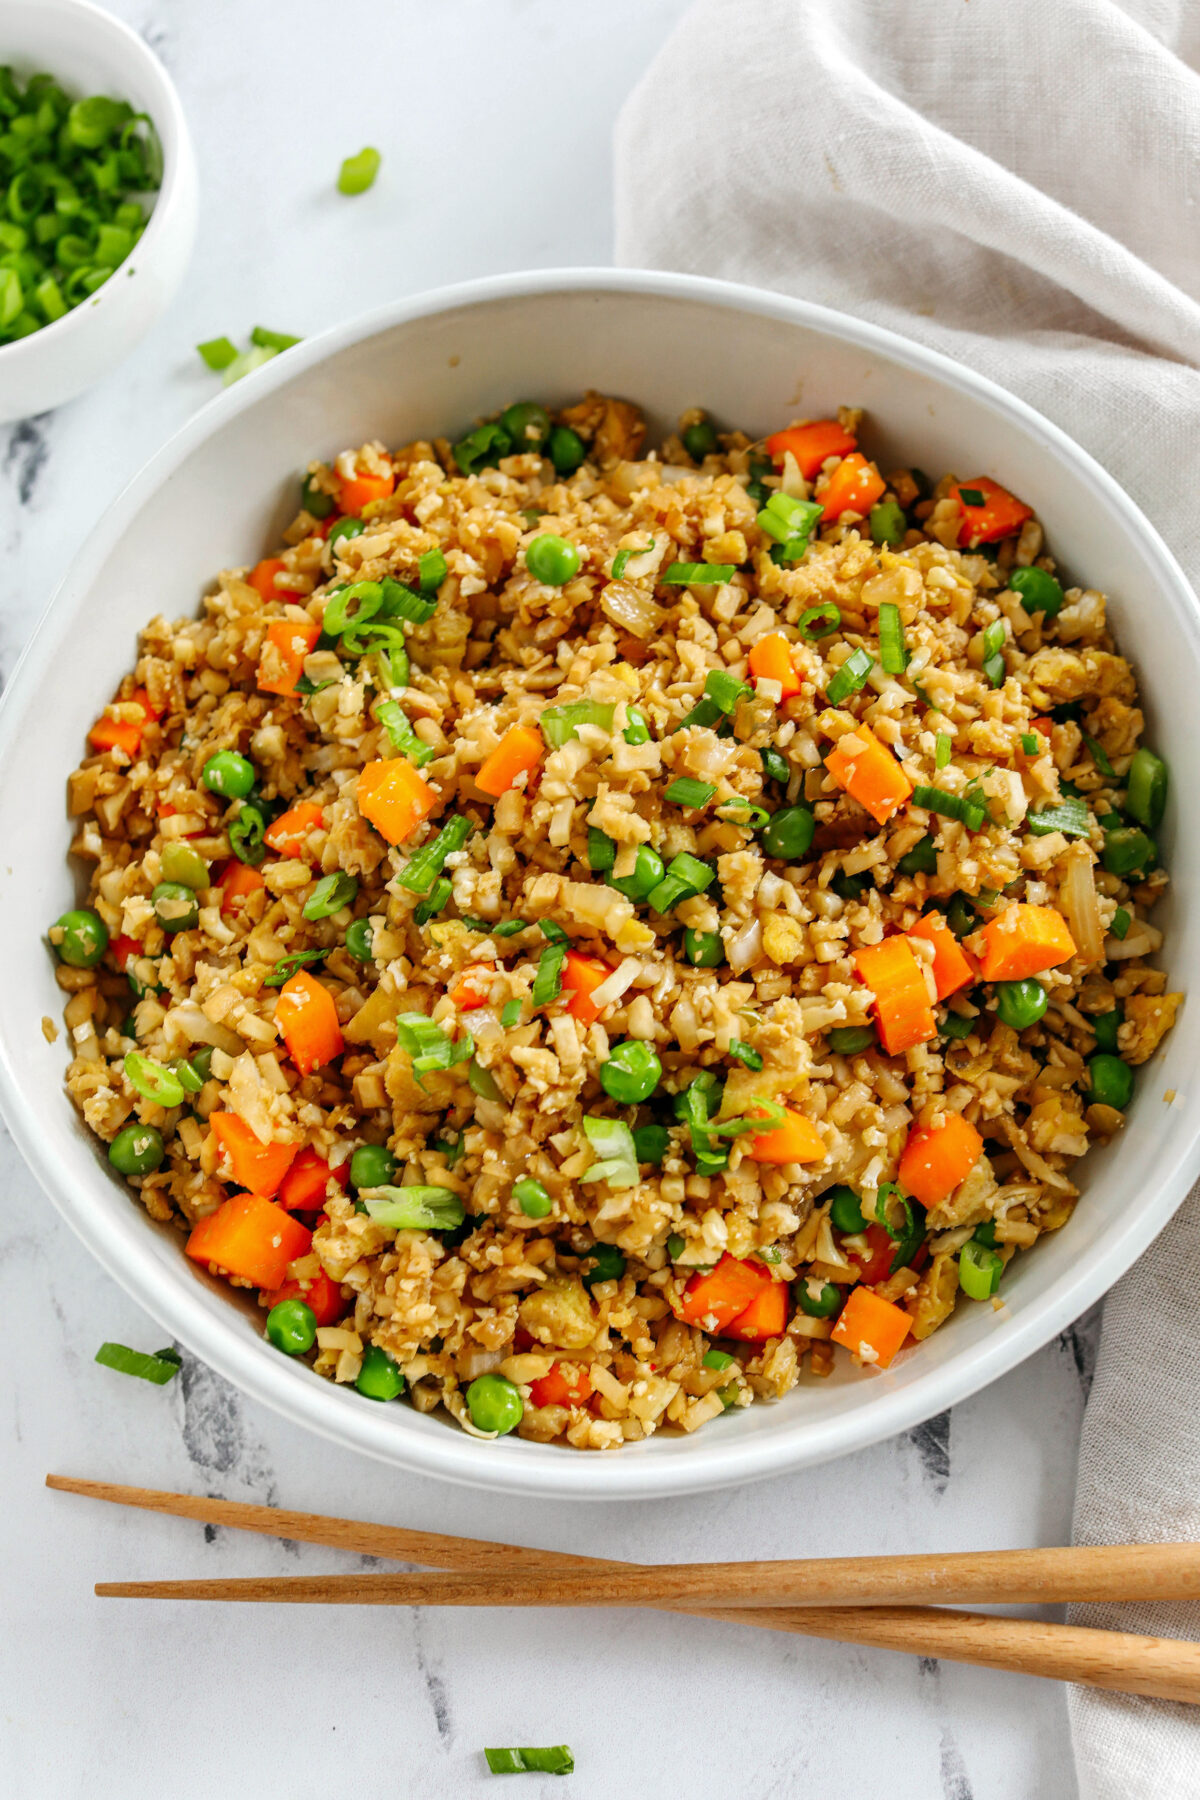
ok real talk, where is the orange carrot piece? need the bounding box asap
[852,937,937,1055]
[907,911,976,1001]
[831,1285,911,1369]
[248,557,287,601]
[560,950,611,1024]
[217,860,266,914]
[765,419,857,479]
[529,1362,593,1409]
[275,970,344,1075]
[449,963,495,1010]
[264,800,324,858]
[1030,716,1053,739]
[87,687,155,758]
[953,477,1033,548]
[818,451,887,521]
[109,934,139,971]
[825,724,913,825]
[967,903,1077,982]
[747,631,803,699]
[337,459,395,515]
[356,757,438,845]
[674,1252,774,1333]
[186,1190,311,1289]
[257,616,321,698]
[476,726,544,798]
[209,1112,298,1199]
[276,1145,343,1212]
[748,1106,826,1164]
[263,1267,344,1326]
[898,1112,984,1208]
[725,1279,789,1342]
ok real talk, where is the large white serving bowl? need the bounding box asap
[0,0,197,423]
[1,269,1195,1500]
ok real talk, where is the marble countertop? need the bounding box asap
[0,4,1092,1794]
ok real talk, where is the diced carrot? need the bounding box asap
[209,1112,298,1198]
[825,724,913,825]
[907,911,976,1001]
[87,687,156,758]
[747,631,803,699]
[831,1285,911,1369]
[748,1106,826,1164]
[337,458,395,515]
[248,557,287,601]
[852,938,937,1055]
[217,859,266,914]
[1030,717,1053,739]
[529,1362,593,1409]
[356,757,438,845]
[966,903,1077,982]
[186,1190,311,1290]
[847,1221,930,1286]
[674,1252,774,1333]
[765,419,857,480]
[275,970,344,1075]
[560,950,611,1024]
[476,726,544,798]
[264,801,324,858]
[449,963,494,1010]
[110,934,139,971]
[898,1112,984,1208]
[953,477,1033,548]
[276,1145,340,1212]
[263,1268,344,1326]
[818,452,887,521]
[257,616,321,698]
[725,1279,789,1342]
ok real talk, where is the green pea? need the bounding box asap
[1088,1053,1134,1110]
[108,1123,164,1176]
[513,1178,553,1218]
[51,907,108,968]
[266,1298,316,1354]
[582,1243,626,1287]
[525,534,582,586]
[633,1123,670,1165]
[599,1040,662,1104]
[547,425,586,475]
[682,418,718,461]
[683,928,724,969]
[666,1232,686,1260]
[1007,565,1064,619]
[761,805,815,862]
[151,882,200,934]
[328,515,366,556]
[350,1143,397,1189]
[1102,825,1155,878]
[609,844,664,903]
[994,978,1048,1030]
[201,750,256,799]
[355,1343,405,1401]
[827,1026,875,1056]
[795,1278,843,1319]
[465,1372,523,1433]
[826,1184,866,1234]
[1092,1010,1122,1055]
[500,401,551,451]
[301,474,335,519]
[345,918,375,962]
[160,841,209,890]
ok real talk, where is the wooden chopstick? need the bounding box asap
[51,1475,1200,1706]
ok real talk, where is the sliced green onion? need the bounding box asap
[251,325,301,352]
[611,538,655,578]
[538,920,568,944]
[896,834,938,877]
[798,603,840,641]
[338,146,381,195]
[94,1342,181,1385]
[661,562,735,585]
[702,1348,736,1371]
[532,942,566,1008]
[579,1117,640,1189]
[912,784,986,833]
[492,919,530,938]
[500,999,522,1028]
[939,1010,975,1040]
[264,949,326,987]
[196,335,239,371]
[1082,732,1116,778]
[935,733,952,769]
[675,1073,727,1175]
[878,603,907,674]
[727,1039,763,1070]
[539,698,615,749]
[1020,732,1039,755]
[454,420,511,476]
[959,1239,1003,1300]
[1125,746,1167,830]
[712,1098,785,1138]
[377,576,437,624]
[484,1746,574,1776]
[362,1187,465,1232]
[869,500,907,547]
[222,344,279,386]
[467,1058,503,1102]
[303,871,358,920]
[587,826,616,873]
[760,745,790,784]
[397,816,473,896]
[1026,797,1091,839]
[646,852,715,914]
[623,707,651,746]
[703,667,753,714]
[1111,906,1131,940]
[675,695,724,732]
[825,647,875,705]
[981,619,1006,660]
[377,699,435,767]
[828,1025,876,1055]
[716,799,771,829]
[413,877,453,925]
[323,580,383,635]
[665,776,716,809]
[418,548,447,592]
[123,1052,185,1109]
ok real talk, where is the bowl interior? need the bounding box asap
[2,274,1196,1498]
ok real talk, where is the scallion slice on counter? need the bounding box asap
[484,1746,575,1776]
[250,325,301,352]
[95,1342,181,1385]
[196,336,238,371]
[338,145,381,195]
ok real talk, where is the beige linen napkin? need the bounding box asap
[615,2,1200,1792]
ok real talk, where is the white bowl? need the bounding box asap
[2,270,1196,1500]
[0,0,197,423]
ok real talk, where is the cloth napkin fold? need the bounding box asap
[614,3,1200,1792]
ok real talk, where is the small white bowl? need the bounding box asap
[2,270,1196,1500]
[0,0,197,423]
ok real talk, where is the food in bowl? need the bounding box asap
[0,63,159,344]
[51,392,1181,1450]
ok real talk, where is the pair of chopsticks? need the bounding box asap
[49,1473,1200,1704]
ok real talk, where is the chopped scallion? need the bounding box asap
[362,1186,465,1232]
[665,776,716,809]
[661,562,735,585]
[397,816,473,896]
[878,603,907,674]
[531,942,566,1008]
[1026,797,1091,839]
[95,1342,181,1385]
[911,784,987,832]
[825,647,874,705]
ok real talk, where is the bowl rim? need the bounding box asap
[0,0,190,364]
[3,264,1197,1499]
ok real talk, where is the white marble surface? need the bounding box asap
[0,4,1094,1794]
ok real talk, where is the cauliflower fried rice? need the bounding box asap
[52,393,1182,1450]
